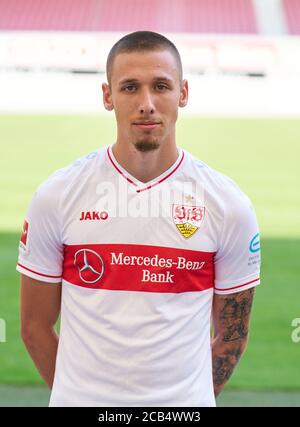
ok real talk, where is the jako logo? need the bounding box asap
[80,211,108,221]
[291,318,300,343]
[249,233,260,253]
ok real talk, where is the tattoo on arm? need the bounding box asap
[219,288,254,342]
[213,348,243,387]
[212,288,255,396]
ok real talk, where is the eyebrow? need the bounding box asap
[118,78,139,86]
[118,77,174,86]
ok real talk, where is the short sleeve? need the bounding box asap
[16,184,63,283]
[214,191,261,295]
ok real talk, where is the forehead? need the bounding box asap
[110,50,180,85]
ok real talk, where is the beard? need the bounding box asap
[134,140,160,153]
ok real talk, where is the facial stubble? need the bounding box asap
[134,140,160,152]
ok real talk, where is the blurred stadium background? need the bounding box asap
[0,0,300,407]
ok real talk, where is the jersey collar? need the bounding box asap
[107,145,184,193]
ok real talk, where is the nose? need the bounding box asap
[138,88,155,115]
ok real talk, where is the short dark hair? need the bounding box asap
[106,31,183,85]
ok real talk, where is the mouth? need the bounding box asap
[132,121,161,130]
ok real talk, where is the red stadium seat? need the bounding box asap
[283,0,300,35]
[0,0,258,33]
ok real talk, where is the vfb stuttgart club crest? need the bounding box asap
[172,205,205,238]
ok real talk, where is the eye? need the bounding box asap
[156,84,168,91]
[123,85,136,92]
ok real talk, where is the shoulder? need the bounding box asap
[182,149,254,215]
[32,147,106,206]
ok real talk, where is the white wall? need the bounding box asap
[1,32,300,116]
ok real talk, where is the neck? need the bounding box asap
[111,139,179,183]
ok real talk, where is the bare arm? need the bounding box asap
[211,287,255,398]
[20,274,62,389]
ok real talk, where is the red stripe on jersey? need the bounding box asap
[63,244,215,293]
[107,146,184,193]
[107,147,138,187]
[136,151,185,193]
[17,263,62,279]
[214,277,260,292]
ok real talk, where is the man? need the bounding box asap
[17,31,261,407]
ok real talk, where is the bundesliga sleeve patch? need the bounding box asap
[20,219,29,248]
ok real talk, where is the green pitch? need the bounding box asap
[0,115,300,399]
[1,385,300,407]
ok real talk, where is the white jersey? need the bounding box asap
[17,145,261,407]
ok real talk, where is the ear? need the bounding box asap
[179,79,188,108]
[102,83,114,111]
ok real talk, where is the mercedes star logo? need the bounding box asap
[74,249,104,284]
